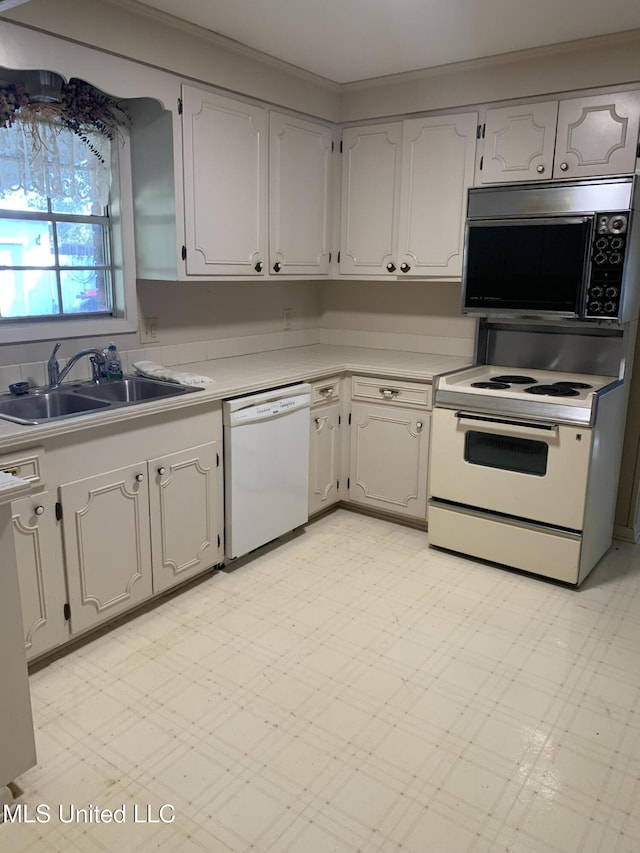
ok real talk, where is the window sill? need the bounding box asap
[0,315,138,345]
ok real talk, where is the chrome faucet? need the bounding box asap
[47,342,107,387]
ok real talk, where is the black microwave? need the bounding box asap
[461,177,638,322]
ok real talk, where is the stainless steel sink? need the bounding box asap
[0,392,111,425]
[74,376,193,403]
[0,375,202,425]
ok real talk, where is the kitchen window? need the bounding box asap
[0,88,138,343]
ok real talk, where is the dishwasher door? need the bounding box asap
[223,384,311,559]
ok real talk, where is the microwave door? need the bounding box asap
[461,216,592,318]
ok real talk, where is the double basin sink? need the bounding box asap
[0,376,202,425]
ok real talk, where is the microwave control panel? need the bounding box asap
[585,212,629,319]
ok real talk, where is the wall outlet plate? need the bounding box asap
[140,317,160,344]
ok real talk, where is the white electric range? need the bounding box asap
[428,362,627,585]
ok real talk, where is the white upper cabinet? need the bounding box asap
[339,115,477,278]
[182,85,268,276]
[397,113,478,277]
[554,91,640,179]
[480,101,559,183]
[269,112,332,276]
[479,91,640,184]
[339,122,403,276]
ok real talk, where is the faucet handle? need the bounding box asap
[89,355,106,382]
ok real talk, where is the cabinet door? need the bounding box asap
[60,464,153,635]
[480,101,558,183]
[397,113,477,277]
[340,123,403,276]
[12,492,68,661]
[182,85,267,276]
[554,91,640,179]
[309,402,341,516]
[149,442,222,594]
[269,112,332,276]
[349,402,430,520]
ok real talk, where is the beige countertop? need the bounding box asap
[0,345,471,451]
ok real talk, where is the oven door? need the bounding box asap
[462,216,592,317]
[429,407,593,530]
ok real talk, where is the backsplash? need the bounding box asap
[0,329,319,392]
[0,278,476,392]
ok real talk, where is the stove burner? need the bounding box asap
[551,381,593,390]
[525,385,580,397]
[470,381,511,390]
[491,375,536,384]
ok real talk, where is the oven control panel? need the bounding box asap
[585,212,628,319]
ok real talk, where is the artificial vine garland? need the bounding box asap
[0,78,131,163]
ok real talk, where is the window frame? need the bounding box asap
[0,127,138,343]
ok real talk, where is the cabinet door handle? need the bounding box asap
[319,386,334,397]
[254,261,263,273]
[135,473,145,482]
[536,164,545,173]
[2,466,21,476]
[314,417,321,426]
[416,421,423,430]
[35,505,45,516]
[400,262,411,273]
[273,261,282,273]
[157,466,166,475]
[379,388,400,399]
[559,162,569,172]
[386,262,396,273]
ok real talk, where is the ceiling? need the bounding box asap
[132,0,640,84]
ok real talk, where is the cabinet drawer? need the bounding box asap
[310,376,342,406]
[0,446,46,486]
[351,376,431,410]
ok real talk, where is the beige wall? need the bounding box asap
[317,281,475,357]
[339,30,640,122]
[0,280,320,368]
[137,280,320,346]
[0,0,338,120]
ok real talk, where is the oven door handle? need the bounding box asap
[454,411,560,434]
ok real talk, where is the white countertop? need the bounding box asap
[0,345,471,451]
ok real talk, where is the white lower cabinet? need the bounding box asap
[308,377,344,516]
[60,463,154,635]
[149,442,220,593]
[348,402,430,520]
[347,376,432,521]
[0,445,68,661]
[309,402,342,516]
[7,405,224,653]
[12,491,68,661]
[307,374,433,522]
[61,441,222,634]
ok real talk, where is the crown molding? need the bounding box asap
[105,0,340,92]
[342,27,640,91]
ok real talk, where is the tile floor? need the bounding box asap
[2,508,640,853]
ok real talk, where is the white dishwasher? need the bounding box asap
[223,383,311,559]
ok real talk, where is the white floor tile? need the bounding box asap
[2,508,640,852]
